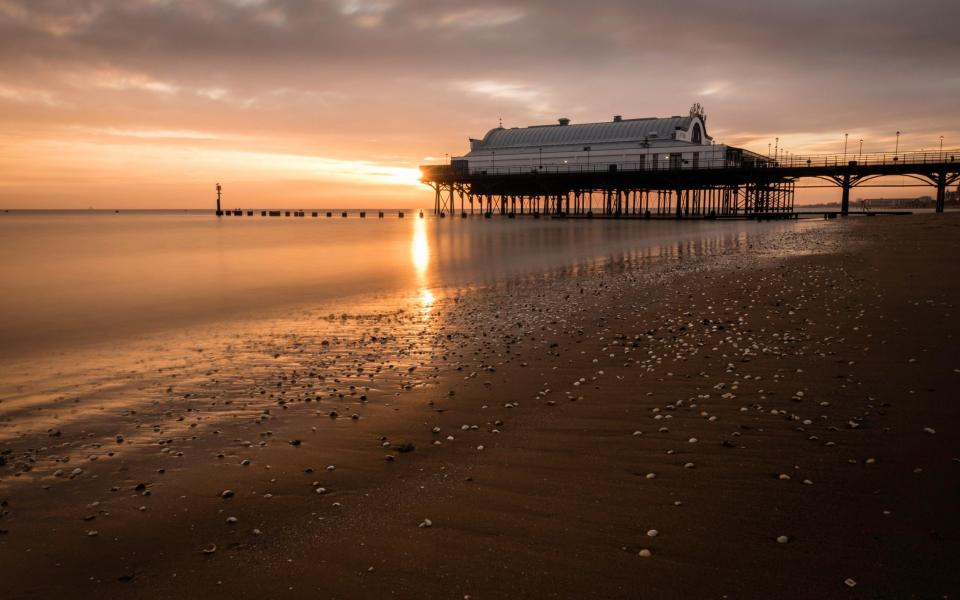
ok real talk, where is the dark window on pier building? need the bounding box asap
[692,123,703,144]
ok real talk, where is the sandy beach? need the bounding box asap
[2,214,959,599]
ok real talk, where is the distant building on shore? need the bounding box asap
[453,104,768,173]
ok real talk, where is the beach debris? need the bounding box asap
[202,543,217,554]
[419,518,433,528]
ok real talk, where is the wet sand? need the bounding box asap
[2,214,959,599]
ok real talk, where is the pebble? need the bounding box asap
[776,535,789,544]
[646,529,658,537]
[226,516,238,524]
[638,549,652,558]
[221,490,235,498]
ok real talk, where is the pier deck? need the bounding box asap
[420,150,958,218]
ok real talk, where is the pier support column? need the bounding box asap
[840,174,851,216]
[936,169,946,213]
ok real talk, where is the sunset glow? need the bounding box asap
[1,1,956,208]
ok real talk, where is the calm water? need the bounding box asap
[0,210,807,361]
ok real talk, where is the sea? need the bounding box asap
[0,209,820,360]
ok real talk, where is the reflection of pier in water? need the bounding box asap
[417,216,797,291]
[421,149,959,218]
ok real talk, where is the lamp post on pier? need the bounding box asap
[940,135,944,160]
[843,133,848,160]
[894,131,900,161]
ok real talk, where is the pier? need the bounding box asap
[420,149,959,218]
[215,209,416,219]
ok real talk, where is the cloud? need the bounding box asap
[698,81,733,98]
[0,84,65,107]
[196,87,229,101]
[75,69,181,95]
[452,79,555,118]
[419,7,525,29]
[82,127,242,140]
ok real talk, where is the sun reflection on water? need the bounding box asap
[412,216,430,275]
[419,288,435,308]
[411,217,433,312]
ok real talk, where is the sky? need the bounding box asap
[1,0,958,208]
